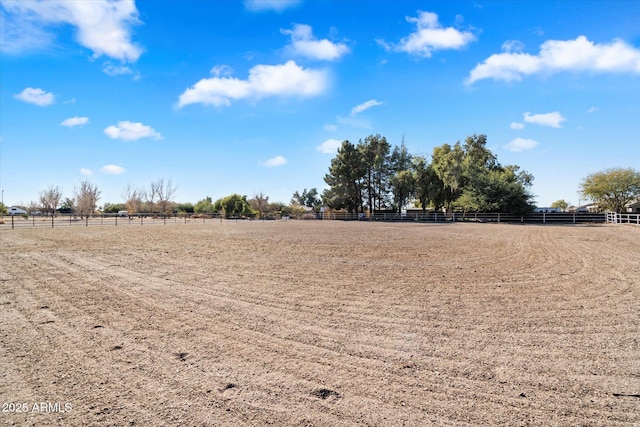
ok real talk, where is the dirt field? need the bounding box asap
[1,221,638,426]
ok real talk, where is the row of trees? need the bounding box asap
[323,134,535,215]
[3,179,177,218]
[3,137,637,218]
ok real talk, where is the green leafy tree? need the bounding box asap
[214,194,255,218]
[323,140,366,212]
[291,188,321,209]
[456,166,534,214]
[103,203,126,213]
[431,142,465,211]
[358,134,391,214]
[580,167,640,212]
[194,197,216,214]
[412,156,447,212]
[550,200,569,211]
[58,198,75,214]
[175,202,194,214]
[388,140,413,212]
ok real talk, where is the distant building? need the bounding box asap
[534,207,561,213]
[567,203,599,213]
[626,200,640,213]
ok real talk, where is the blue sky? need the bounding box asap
[1,0,639,208]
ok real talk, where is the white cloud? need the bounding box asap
[316,138,342,154]
[323,124,338,132]
[587,106,599,113]
[281,24,349,61]
[177,60,329,108]
[262,155,287,167]
[100,164,126,175]
[501,40,525,53]
[1,0,143,62]
[380,10,476,57]
[505,138,539,152]
[14,87,55,106]
[523,112,566,128]
[244,0,301,12]
[350,99,384,116]
[510,122,525,130]
[103,121,162,141]
[467,36,640,84]
[60,116,89,127]
[80,168,93,176]
[102,62,139,79]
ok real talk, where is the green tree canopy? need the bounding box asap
[214,194,255,218]
[194,197,216,214]
[580,167,640,212]
[550,200,569,211]
[323,140,365,213]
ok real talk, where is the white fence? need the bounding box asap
[606,212,640,226]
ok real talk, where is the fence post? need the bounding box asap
[85,217,88,227]
[11,215,14,229]
[573,213,576,224]
[498,213,501,223]
[52,215,54,228]
[543,212,546,224]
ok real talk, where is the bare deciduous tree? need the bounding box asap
[151,179,177,215]
[74,180,101,218]
[39,185,63,216]
[122,184,144,215]
[250,192,269,218]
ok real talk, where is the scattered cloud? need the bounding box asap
[262,155,287,167]
[177,60,329,108]
[505,138,539,152]
[14,87,55,106]
[467,36,640,84]
[501,40,524,53]
[510,122,525,130]
[323,124,338,132]
[244,0,301,12]
[102,62,140,79]
[350,99,384,116]
[523,111,566,128]
[103,121,162,141]
[1,0,143,62]
[281,24,349,61]
[379,10,476,57]
[587,106,599,113]
[60,116,89,127]
[100,164,126,175]
[80,168,93,176]
[316,138,342,154]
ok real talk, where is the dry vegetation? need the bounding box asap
[1,221,639,426]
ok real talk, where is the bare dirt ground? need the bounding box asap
[1,221,638,426]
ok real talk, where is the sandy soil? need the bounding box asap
[1,221,638,426]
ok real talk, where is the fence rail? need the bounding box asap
[0,211,612,230]
[606,212,640,226]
